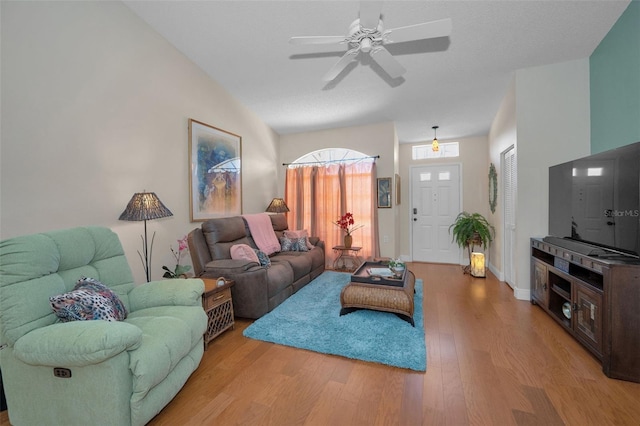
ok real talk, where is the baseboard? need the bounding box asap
[488,263,530,300]
[513,287,531,301]
[488,262,504,281]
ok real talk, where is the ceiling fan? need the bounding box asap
[290,2,452,82]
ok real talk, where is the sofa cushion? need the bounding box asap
[126,305,207,348]
[230,244,259,263]
[307,246,326,271]
[202,217,254,259]
[269,213,289,232]
[272,253,313,281]
[125,306,207,396]
[265,263,295,297]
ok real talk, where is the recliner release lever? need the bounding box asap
[53,367,72,378]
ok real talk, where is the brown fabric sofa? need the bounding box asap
[188,214,325,319]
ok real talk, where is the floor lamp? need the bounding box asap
[119,192,173,282]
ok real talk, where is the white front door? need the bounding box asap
[411,164,461,263]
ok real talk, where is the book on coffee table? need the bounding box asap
[367,267,395,277]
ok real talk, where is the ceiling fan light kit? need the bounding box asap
[290,2,452,83]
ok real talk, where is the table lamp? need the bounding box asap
[265,198,290,213]
[470,252,486,278]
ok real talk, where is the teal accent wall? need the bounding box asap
[590,1,640,153]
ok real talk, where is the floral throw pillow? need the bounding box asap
[49,277,127,322]
[280,236,309,252]
[254,249,271,267]
[283,230,314,250]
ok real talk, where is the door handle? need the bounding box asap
[413,208,417,214]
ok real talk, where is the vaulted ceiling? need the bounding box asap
[124,1,629,143]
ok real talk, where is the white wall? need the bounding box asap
[1,1,279,283]
[488,78,517,278]
[508,58,591,299]
[279,122,398,258]
[398,135,489,261]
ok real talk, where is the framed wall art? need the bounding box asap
[377,177,392,208]
[189,119,242,221]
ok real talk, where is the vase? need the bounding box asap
[343,234,352,249]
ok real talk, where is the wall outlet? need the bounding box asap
[383,235,389,243]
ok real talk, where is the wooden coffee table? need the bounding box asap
[339,262,416,326]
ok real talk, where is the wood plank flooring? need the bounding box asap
[2,262,640,425]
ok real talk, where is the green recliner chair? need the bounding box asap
[0,226,207,426]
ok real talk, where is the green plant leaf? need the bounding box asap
[448,211,495,250]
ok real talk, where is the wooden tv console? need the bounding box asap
[530,238,640,383]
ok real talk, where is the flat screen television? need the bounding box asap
[548,141,640,260]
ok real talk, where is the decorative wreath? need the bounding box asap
[489,163,498,214]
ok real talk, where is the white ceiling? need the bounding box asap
[124,0,629,143]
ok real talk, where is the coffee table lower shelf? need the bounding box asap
[340,270,416,326]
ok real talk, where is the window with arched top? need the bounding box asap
[285,148,379,265]
[289,148,371,167]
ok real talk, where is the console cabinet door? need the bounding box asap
[531,260,549,307]
[574,282,603,355]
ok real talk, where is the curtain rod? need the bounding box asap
[282,155,380,167]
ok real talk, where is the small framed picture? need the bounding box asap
[377,177,392,208]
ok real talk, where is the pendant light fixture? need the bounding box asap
[432,125,440,152]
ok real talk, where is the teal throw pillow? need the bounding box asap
[254,249,271,267]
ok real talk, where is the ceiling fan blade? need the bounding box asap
[384,18,452,44]
[359,1,383,29]
[289,35,347,45]
[322,49,359,81]
[370,47,406,79]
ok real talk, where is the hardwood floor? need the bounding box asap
[2,262,640,425]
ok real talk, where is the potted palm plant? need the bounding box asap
[449,212,495,274]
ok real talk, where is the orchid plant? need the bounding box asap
[333,212,364,236]
[162,235,192,279]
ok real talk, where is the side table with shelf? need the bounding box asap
[201,278,235,349]
[332,245,363,272]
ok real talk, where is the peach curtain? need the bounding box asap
[285,161,379,266]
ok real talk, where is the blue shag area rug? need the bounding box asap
[243,271,426,371]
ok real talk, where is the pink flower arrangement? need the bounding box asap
[162,235,192,278]
[333,212,364,236]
